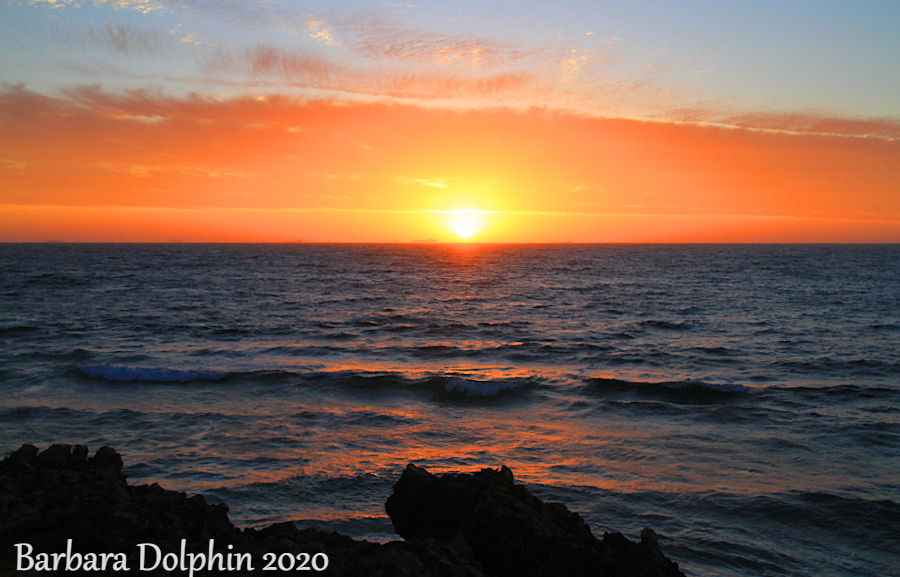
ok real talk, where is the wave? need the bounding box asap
[19,348,96,362]
[584,377,748,403]
[0,323,42,336]
[584,377,900,414]
[777,356,900,377]
[79,365,227,382]
[300,371,534,399]
[443,377,528,397]
[638,320,693,331]
[77,361,536,399]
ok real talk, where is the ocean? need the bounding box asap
[1,243,898,576]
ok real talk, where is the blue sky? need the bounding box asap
[2,0,897,118]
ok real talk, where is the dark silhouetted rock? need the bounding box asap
[0,443,247,572]
[1,445,683,576]
[0,445,486,576]
[386,464,685,577]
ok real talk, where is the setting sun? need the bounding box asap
[445,210,487,240]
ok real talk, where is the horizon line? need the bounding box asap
[4,241,899,246]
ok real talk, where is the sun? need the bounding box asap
[445,209,486,240]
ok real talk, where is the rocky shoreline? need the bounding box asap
[1,444,684,576]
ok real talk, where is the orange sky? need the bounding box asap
[1,1,898,242]
[1,87,897,242]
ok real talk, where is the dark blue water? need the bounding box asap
[1,243,898,576]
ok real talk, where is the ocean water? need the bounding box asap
[1,243,898,576]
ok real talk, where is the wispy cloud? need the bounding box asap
[13,0,900,138]
[336,13,541,70]
[394,177,449,188]
[657,105,900,141]
[719,111,900,141]
[26,0,170,13]
[196,43,548,102]
[29,0,623,107]
[54,21,180,56]
[201,45,340,82]
[91,161,262,179]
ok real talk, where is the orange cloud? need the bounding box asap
[197,44,542,101]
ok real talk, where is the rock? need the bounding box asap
[0,445,487,576]
[0,443,247,570]
[385,464,685,577]
[1,445,684,577]
[245,523,487,577]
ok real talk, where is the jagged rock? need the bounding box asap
[0,444,248,573]
[0,445,488,576]
[385,464,684,577]
[1,445,684,577]
[245,522,486,577]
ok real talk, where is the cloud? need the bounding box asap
[719,111,900,141]
[27,0,621,106]
[395,177,449,188]
[35,0,554,70]
[306,19,338,46]
[1,158,29,172]
[55,21,181,56]
[90,161,261,178]
[201,45,340,82]
[25,0,170,13]
[365,70,542,100]
[336,14,540,70]
[196,43,548,102]
[663,106,900,141]
[18,1,900,132]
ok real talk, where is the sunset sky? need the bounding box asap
[1,0,898,242]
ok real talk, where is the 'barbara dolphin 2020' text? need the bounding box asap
[15,539,329,574]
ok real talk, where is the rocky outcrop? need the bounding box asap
[1,445,683,576]
[386,464,684,577]
[0,444,241,552]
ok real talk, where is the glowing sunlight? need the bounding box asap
[445,210,487,241]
